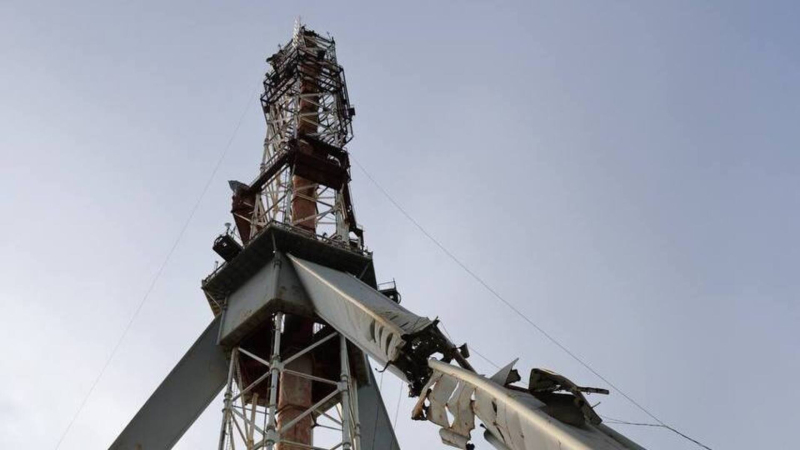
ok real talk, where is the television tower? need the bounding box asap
[231,22,370,449]
[215,23,391,449]
[110,23,645,450]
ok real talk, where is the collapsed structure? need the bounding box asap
[109,23,645,450]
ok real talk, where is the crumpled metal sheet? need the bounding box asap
[429,372,459,428]
[412,368,476,449]
[441,429,472,448]
[447,382,476,437]
[416,359,645,450]
[288,254,434,379]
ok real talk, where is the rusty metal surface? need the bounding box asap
[277,316,315,450]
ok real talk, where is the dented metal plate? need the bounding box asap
[288,254,435,380]
[418,360,646,450]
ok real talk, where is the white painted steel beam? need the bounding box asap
[416,360,645,450]
[287,254,437,381]
[109,317,229,450]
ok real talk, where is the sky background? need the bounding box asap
[1,1,799,449]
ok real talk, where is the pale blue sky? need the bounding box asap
[1,1,798,449]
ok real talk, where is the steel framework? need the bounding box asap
[110,22,645,450]
[218,313,360,450]
[230,23,360,249]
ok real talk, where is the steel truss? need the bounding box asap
[218,313,361,450]
[231,23,359,248]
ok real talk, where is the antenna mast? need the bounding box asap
[230,22,360,249]
[221,22,366,450]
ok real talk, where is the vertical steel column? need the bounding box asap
[218,349,238,450]
[266,313,283,450]
[339,335,353,450]
[278,28,319,448]
[350,365,361,450]
[334,190,350,245]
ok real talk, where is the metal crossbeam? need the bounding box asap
[218,314,360,450]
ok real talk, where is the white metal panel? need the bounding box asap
[288,254,433,376]
[219,255,280,341]
[422,360,645,450]
[219,252,313,345]
[429,373,458,428]
[446,382,476,437]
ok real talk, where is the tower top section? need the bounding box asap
[220,24,364,267]
[262,24,355,148]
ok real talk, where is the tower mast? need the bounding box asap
[222,23,365,450]
[231,22,360,249]
[111,22,645,450]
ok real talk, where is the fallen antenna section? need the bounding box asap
[413,359,644,450]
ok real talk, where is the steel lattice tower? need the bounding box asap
[230,22,361,249]
[110,22,645,450]
[218,23,370,450]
